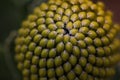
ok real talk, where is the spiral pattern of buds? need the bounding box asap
[14,0,120,80]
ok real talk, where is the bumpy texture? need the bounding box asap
[14,0,120,80]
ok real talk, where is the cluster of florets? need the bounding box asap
[14,0,120,80]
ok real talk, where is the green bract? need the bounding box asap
[14,0,120,80]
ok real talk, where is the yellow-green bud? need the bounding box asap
[14,0,120,80]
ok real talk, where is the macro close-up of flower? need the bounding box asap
[0,0,120,80]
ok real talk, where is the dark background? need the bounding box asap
[0,0,120,80]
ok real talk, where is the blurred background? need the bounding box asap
[0,0,120,80]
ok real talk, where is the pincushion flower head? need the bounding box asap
[14,0,120,80]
